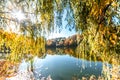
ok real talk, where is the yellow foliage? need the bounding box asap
[0,29,45,62]
[0,60,18,78]
[107,32,117,46]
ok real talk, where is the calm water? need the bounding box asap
[19,48,104,80]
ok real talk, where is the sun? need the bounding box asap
[12,10,25,22]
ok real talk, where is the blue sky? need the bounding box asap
[47,5,76,39]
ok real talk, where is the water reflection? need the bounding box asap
[33,55,102,80]
[46,47,120,63]
[16,47,103,80]
[2,47,120,80]
[34,47,120,79]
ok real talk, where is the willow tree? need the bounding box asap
[0,0,120,55]
[71,0,120,55]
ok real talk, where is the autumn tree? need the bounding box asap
[0,0,120,55]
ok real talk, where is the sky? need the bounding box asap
[2,0,120,40]
[47,18,76,39]
[3,0,76,39]
[46,5,76,39]
[46,27,76,39]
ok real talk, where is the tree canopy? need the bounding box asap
[0,0,120,56]
[0,1,120,79]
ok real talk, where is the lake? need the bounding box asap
[18,47,113,80]
[1,47,119,80]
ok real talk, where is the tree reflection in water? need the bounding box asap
[0,47,120,80]
[45,47,120,79]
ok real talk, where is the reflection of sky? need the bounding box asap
[18,54,103,80]
[33,54,102,79]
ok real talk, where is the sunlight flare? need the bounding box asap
[12,10,25,22]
